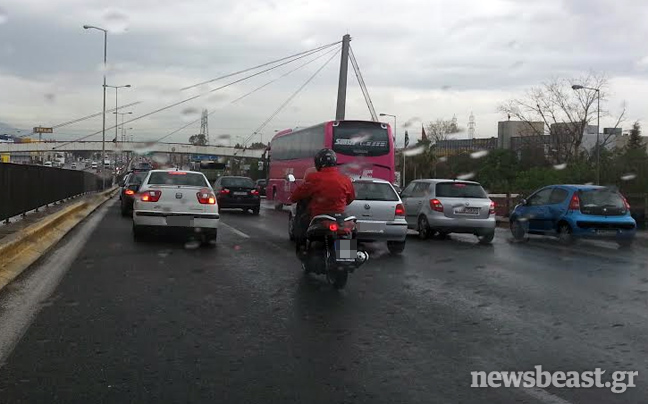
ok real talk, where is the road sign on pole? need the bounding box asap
[33,127,53,134]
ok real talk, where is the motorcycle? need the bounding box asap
[287,174,369,289]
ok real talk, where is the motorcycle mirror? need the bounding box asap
[286,174,296,183]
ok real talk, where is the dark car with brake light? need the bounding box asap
[213,176,261,215]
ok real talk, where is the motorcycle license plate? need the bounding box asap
[334,239,357,262]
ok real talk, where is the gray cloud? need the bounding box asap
[1,0,647,143]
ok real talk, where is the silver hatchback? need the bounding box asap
[400,179,496,244]
[345,178,408,254]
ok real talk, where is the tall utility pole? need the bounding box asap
[335,34,351,121]
[200,109,209,145]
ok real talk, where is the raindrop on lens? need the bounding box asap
[621,173,637,181]
[44,93,56,104]
[152,154,168,164]
[181,107,201,122]
[553,163,567,170]
[403,145,426,156]
[101,10,130,34]
[184,240,200,250]
[457,172,475,180]
[470,150,488,159]
[0,8,8,25]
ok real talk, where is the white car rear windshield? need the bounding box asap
[147,172,208,187]
[436,182,488,198]
[353,182,399,201]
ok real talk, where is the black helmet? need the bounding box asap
[314,148,337,171]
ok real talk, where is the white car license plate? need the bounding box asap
[454,207,480,215]
[335,240,357,262]
[233,192,247,196]
[357,222,384,232]
[166,216,194,226]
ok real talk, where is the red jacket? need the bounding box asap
[290,167,355,217]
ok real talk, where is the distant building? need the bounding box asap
[497,121,545,149]
[436,137,498,156]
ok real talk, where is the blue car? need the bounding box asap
[509,184,636,247]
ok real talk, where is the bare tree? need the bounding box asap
[425,118,462,143]
[498,73,625,163]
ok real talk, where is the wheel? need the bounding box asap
[557,223,574,245]
[132,224,144,242]
[617,238,634,248]
[252,207,260,216]
[387,240,406,254]
[288,213,295,241]
[329,270,349,289]
[478,231,495,245]
[202,231,218,248]
[437,231,449,239]
[417,216,431,240]
[510,219,526,241]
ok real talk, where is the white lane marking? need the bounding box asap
[0,199,114,365]
[522,387,574,404]
[219,223,250,239]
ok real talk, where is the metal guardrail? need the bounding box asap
[0,163,104,222]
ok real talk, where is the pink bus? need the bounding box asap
[267,120,395,207]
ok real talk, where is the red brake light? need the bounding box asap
[125,189,135,195]
[168,171,187,175]
[489,201,496,215]
[197,189,217,205]
[622,195,630,210]
[430,198,444,212]
[141,190,161,202]
[569,194,580,210]
[251,189,259,196]
[395,203,405,216]
[220,188,230,195]
[329,223,339,232]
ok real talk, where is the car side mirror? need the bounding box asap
[519,198,527,206]
[286,174,296,183]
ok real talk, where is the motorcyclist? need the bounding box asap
[290,148,355,257]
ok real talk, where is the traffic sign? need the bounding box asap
[33,127,53,134]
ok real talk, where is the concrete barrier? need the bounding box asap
[0,187,118,292]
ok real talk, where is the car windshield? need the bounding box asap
[146,172,208,187]
[436,182,488,198]
[353,182,399,201]
[221,178,255,188]
[579,188,625,208]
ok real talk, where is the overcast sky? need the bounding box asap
[1,0,647,146]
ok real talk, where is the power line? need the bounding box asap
[53,44,339,149]
[180,41,341,91]
[50,41,340,130]
[238,48,341,150]
[154,46,342,144]
[52,102,140,129]
[349,45,378,121]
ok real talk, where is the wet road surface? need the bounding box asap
[1,197,647,403]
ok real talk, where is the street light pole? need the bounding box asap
[84,24,108,189]
[571,84,601,185]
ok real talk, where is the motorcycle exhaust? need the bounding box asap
[355,250,369,267]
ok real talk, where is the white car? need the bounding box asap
[132,169,219,245]
[287,178,408,254]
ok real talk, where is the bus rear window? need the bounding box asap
[333,122,390,157]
